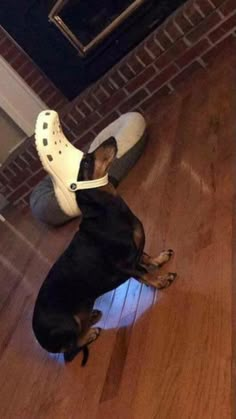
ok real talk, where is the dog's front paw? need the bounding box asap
[86,327,101,345]
[153,249,174,267]
[155,272,177,289]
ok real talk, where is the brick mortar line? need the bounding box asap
[36,81,54,97]
[61,120,77,139]
[135,54,146,67]
[221,8,236,19]
[127,66,161,92]
[18,155,35,173]
[173,19,185,35]
[210,26,236,44]
[84,98,95,111]
[44,89,60,104]
[24,148,37,161]
[154,36,165,51]
[208,0,217,8]
[197,57,207,68]
[182,10,195,27]
[55,98,68,111]
[13,196,28,207]
[217,9,225,19]
[99,84,110,99]
[146,62,197,94]
[13,59,32,75]
[163,29,174,43]
[2,42,15,58]
[67,113,80,125]
[117,69,128,83]
[2,166,16,177]
[194,3,205,18]
[126,62,137,76]
[123,86,130,96]
[205,27,236,49]
[8,51,22,66]
[30,75,44,90]
[75,104,87,118]
[22,66,39,83]
[144,44,156,60]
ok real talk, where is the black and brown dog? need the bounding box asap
[32,137,177,365]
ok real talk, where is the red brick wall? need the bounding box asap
[0,26,68,109]
[1,0,236,210]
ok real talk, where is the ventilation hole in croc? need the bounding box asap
[43,138,48,146]
[59,151,62,154]
[45,112,50,115]
[65,144,68,147]
[59,140,61,143]
[53,131,55,135]
[43,123,48,129]
[55,141,57,145]
[47,155,53,162]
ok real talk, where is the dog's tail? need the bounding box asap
[64,345,89,366]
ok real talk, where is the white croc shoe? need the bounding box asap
[35,110,84,218]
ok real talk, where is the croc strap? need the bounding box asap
[68,174,109,192]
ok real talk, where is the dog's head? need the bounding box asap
[33,313,79,354]
[40,324,88,365]
[76,137,118,214]
[78,136,117,182]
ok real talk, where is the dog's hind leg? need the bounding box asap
[137,271,177,290]
[141,249,174,270]
[119,265,177,290]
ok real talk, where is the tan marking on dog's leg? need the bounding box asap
[154,273,177,289]
[74,315,82,331]
[153,249,174,265]
[142,249,174,269]
[137,271,177,289]
[78,327,101,347]
[133,222,144,250]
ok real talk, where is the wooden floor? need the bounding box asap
[0,54,235,419]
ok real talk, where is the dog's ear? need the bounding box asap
[93,137,118,167]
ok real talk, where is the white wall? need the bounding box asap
[0,56,46,138]
[0,108,26,164]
